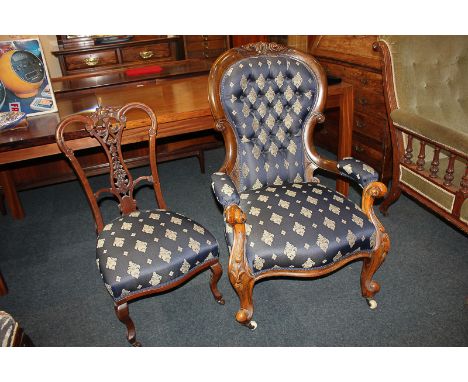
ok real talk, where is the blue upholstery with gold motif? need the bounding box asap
[220,56,319,191]
[337,157,379,189]
[224,183,377,274]
[211,172,240,207]
[96,210,219,301]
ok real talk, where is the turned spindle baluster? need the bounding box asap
[416,141,426,171]
[460,165,468,194]
[443,154,456,186]
[404,135,414,164]
[429,147,441,178]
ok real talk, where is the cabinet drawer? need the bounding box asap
[354,111,387,142]
[184,35,227,43]
[64,49,117,71]
[354,87,387,118]
[186,48,226,60]
[121,43,175,63]
[351,133,384,166]
[185,39,228,53]
[322,61,383,94]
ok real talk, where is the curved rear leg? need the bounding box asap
[209,261,225,305]
[379,181,402,216]
[114,301,141,346]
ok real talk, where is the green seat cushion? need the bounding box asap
[391,108,468,156]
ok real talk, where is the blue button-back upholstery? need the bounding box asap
[220,56,319,192]
[96,210,219,301]
[224,183,377,274]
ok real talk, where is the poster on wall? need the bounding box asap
[0,38,57,117]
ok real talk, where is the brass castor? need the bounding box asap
[367,298,378,310]
[247,320,257,330]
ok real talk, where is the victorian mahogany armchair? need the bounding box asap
[56,103,224,346]
[208,42,390,329]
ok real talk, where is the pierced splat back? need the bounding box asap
[56,102,166,233]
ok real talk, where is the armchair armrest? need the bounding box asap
[211,172,241,208]
[337,157,379,189]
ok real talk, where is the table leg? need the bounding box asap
[0,270,8,296]
[0,170,25,219]
[336,85,354,196]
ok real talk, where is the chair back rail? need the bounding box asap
[55,102,166,233]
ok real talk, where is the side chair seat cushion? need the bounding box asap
[225,182,377,274]
[96,210,219,301]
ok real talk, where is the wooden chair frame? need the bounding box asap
[208,42,390,329]
[56,102,223,345]
[374,41,468,233]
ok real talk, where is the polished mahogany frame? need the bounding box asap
[56,102,224,345]
[374,41,468,234]
[208,42,390,329]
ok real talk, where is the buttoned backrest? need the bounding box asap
[209,43,327,192]
[380,35,468,133]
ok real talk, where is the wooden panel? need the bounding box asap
[121,43,175,63]
[64,49,118,71]
[311,35,381,70]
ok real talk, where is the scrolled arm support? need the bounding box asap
[360,181,390,298]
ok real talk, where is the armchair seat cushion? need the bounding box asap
[225,183,377,274]
[96,210,219,301]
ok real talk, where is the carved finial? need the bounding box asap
[240,42,288,55]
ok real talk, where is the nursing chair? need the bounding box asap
[208,42,390,329]
[375,36,468,233]
[56,103,224,346]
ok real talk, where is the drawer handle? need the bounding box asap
[360,77,368,85]
[203,51,209,58]
[203,36,208,41]
[203,41,209,48]
[358,97,368,105]
[84,57,99,66]
[356,120,366,129]
[354,144,365,153]
[139,50,154,59]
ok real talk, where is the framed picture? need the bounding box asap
[0,38,57,116]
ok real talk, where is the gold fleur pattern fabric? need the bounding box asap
[211,172,241,207]
[96,210,219,301]
[337,157,379,188]
[224,183,376,274]
[221,57,319,191]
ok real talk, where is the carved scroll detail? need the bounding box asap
[239,42,289,55]
[88,106,132,199]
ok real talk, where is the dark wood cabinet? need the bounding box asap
[183,35,230,60]
[309,35,392,184]
[53,35,231,76]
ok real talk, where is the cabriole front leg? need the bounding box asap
[225,204,257,330]
[360,182,391,310]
